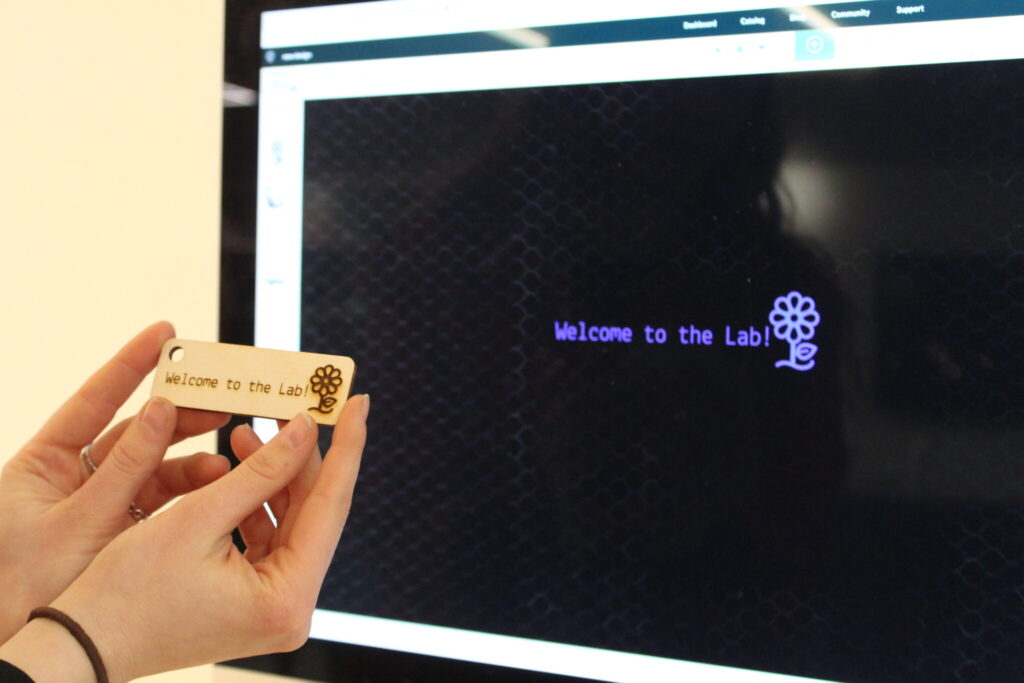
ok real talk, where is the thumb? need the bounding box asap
[73,398,177,523]
[186,413,318,538]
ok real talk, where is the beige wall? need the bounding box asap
[0,1,223,454]
[0,3,299,681]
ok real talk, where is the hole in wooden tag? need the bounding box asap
[169,346,185,362]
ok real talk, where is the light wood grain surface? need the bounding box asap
[152,339,355,425]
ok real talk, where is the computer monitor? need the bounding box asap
[220,1,1024,680]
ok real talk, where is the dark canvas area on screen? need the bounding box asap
[297,60,1024,682]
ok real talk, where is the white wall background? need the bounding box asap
[0,2,302,681]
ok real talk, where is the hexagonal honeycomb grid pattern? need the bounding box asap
[298,60,1024,681]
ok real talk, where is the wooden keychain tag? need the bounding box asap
[151,339,356,425]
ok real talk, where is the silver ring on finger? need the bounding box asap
[80,443,151,522]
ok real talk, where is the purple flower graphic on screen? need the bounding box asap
[769,291,820,371]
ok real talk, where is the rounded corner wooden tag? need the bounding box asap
[151,339,356,425]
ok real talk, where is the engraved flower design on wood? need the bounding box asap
[309,364,343,413]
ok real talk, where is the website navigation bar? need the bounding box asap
[262,0,1024,66]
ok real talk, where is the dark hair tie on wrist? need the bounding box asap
[27,607,109,683]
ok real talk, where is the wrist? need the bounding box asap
[0,578,39,645]
[0,610,28,646]
[0,618,94,683]
[50,593,136,683]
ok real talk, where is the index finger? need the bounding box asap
[88,408,230,467]
[33,322,175,451]
[280,394,368,574]
[184,413,319,539]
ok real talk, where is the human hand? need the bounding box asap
[0,322,231,643]
[36,394,367,681]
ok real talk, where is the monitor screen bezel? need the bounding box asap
[219,1,1024,681]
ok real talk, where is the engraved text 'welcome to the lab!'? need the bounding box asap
[164,372,310,396]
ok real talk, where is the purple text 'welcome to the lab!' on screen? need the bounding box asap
[552,321,772,347]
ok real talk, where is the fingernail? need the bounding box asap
[236,423,262,444]
[361,394,371,421]
[281,413,313,448]
[141,398,170,433]
[242,423,262,441]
